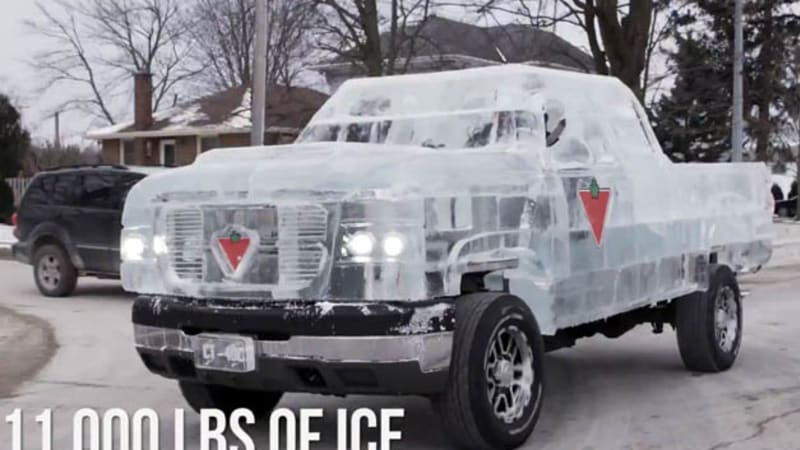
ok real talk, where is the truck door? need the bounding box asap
[546,111,633,315]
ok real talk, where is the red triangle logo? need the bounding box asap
[217,236,251,271]
[579,186,611,246]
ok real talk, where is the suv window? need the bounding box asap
[41,173,82,206]
[110,173,145,209]
[80,173,118,209]
[22,178,48,206]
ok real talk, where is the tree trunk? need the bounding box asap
[359,0,383,76]
[795,143,800,221]
[589,0,653,101]
[755,2,775,162]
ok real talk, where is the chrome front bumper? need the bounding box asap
[134,324,453,374]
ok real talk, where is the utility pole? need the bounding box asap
[552,1,558,33]
[251,0,269,146]
[732,0,744,162]
[54,112,61,150]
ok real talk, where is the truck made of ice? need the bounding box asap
[121,65,773,449]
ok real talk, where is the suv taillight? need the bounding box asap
[11,212,18,238]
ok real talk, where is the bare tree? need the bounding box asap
[189,0,316,91]
[28,0,195,125]
[23,142,101,174]
[312,0,435,77]
[471,0,661,100]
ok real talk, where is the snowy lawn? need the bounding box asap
[0,224,15,246]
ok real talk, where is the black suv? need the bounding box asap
[12,165,150,296]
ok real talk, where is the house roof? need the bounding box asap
[314,16,595,75]
[86,84,329,140]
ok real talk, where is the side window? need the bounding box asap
[110,174,145,209]
[51,174,82,206]
[80,173,116,209]
[345,123,371,143]
[298,124,340,143]
[21,178,48,206]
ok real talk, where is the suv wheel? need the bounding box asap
[33,244,78,297]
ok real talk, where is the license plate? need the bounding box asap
[193,334,256,373]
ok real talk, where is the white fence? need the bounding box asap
[5,177,32,206]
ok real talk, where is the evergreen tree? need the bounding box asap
[652,34,731,162]
[0,94,29,178]
[653,0,799,162]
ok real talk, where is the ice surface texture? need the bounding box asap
[121,65,772,334]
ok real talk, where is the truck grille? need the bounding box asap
[163,204,329,289]
[165,208,205,281]
[278,205,329,288]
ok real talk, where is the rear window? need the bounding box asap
[80,173,117,209]
[22,172,82,207]
[21,177,48,206]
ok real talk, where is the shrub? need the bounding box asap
[0,179,14,224]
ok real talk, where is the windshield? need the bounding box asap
[298,110,543,149]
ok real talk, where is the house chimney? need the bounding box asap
[134,72,153,130]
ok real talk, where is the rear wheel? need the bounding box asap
[434,293,544,450]
[179,381,283,418]
[676,265,742,372]
[33,244,78,297]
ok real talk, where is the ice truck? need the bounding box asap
[122,65,772,449]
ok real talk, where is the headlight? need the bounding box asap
[121,234,146,262]
[345,231,376,256]
[382,233,406,257]
[152,235,169,255]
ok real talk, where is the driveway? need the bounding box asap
[0,260,799,449]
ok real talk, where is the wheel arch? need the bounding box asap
[29,223,84,270]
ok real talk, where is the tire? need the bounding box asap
[777,206,789,217]
[433,293,544,450]
[33,244,78,297]
[178,381,283,418]
[675,265,742,372]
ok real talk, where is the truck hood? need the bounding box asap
[124,142,544,220]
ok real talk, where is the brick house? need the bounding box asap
[87,73,329,167]
[313,16,595,91]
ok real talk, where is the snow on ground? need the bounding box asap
[0,224,15,247]
[768,220,800,268]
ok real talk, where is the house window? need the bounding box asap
[122,140,135,165]
[200,136,220,152]
[160,140,177,166]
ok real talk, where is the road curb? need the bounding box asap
[0,305,58,398]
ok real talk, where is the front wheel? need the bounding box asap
[33,244,78,297]
[434,293,544,450]
[675,264,742,372]
[179,381,283,418]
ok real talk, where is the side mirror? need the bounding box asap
[544,99,566,146]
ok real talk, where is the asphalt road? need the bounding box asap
[1,259,799,449]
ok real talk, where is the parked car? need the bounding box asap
[12,165,153,297]
[775,197,798,218]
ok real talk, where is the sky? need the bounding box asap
[0,0,633,147]
[0,1,67,143]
